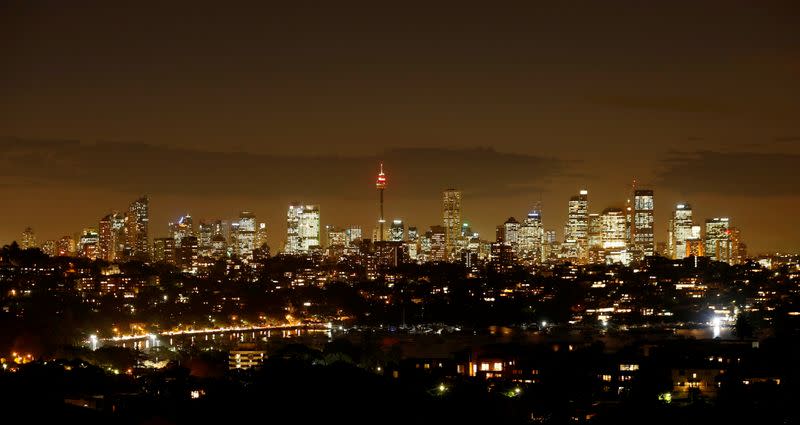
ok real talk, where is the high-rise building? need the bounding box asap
[632,189,655,256]
[41,240,56,256]
[669,204,693,259]
[407,226,418,242]
[20,227,36,250]
[498,217,520,250]
[99,215,114,261]
[518,208,544,262]
[78,228,99,260]
[376,163,388,242]
[237,211,257,260]
[169,215,194,248]
[325,225,347,248]
[256,223,268,249]
[389,219,405,242]
[109,212,126,260]
[125,196,150,261]
[588,213,602,248]
[442,189,463,258]
[428,225,447,262]
[198,222,214,257]
[345,226,362,246]
[153,237,176,264]
[565,190,589,258]
[176,235,199,272]
[600,208,627,249]
[729,227,747,265]
[686,238,705,257]
[286,204,320,254]
[705,217,731,262]
[57,235,75,257]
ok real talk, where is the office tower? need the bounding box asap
[57,235,75,256]
[78,228,99,260]
[256,223,268,249]
[442,189,463,257]
[497,217,520,250]
[345,226,362,246]
[407,226,418,242]
[729,227,747,265]
[211,234,227,259]
[99,215,114,261]
[544,230,557,245]
[41,240,56,256]
[176,235,199,272]
[565,190,589,257]
[169,215,194,247]
[197,222,214,257]
[109,212,126,260]
[686,238,705,257]
[390,219,405,242]
[519,208,544,262]
[325,225,347,247]
[237,211,257,260]
[705,217,731,262]
[632,189,655,256]
[286,203,320,254]
[125,196,150,261]
[669,204,693,259]
[375,163,388,242]
[428,225,447,262]
[20,227,36,249]
[588,213,602,248]
[600,208,627,249]
[153,237,176,264]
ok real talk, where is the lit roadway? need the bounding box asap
[100,323,332,344]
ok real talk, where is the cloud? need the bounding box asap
[655,150,800,197]
[0,138,568,200]
[586,95,731,115]
[773,136,800,144]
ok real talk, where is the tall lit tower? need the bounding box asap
[376,163,388,242]
[442,189,463,257]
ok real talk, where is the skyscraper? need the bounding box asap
[153,237,176,264]
[169,215,194,247]
[442,189,463,258]
[565,190,589,258]
[389,219,405,242]
[428,225,447,262]
[345,226,362,246]
[376,163,387,242]
[499,217,520,250]
[600,208,627,249]
[198,221,214,257]
[286,204,320,254]
[705,217,731,262]
[237,211,257,260]
[20,227,36,250]
[99,215,115,261]
[588,213,602,249]
[518,208,544,262]
[729,227,747,265]
[125,196,150,261]
[669,204,693,259]
[78,228,99,260]
[632,189,655,257]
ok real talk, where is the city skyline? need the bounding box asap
[8,177,756,264]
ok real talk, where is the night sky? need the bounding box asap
[1,1,798,253]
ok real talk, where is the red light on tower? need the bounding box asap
[376,163,387,189]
